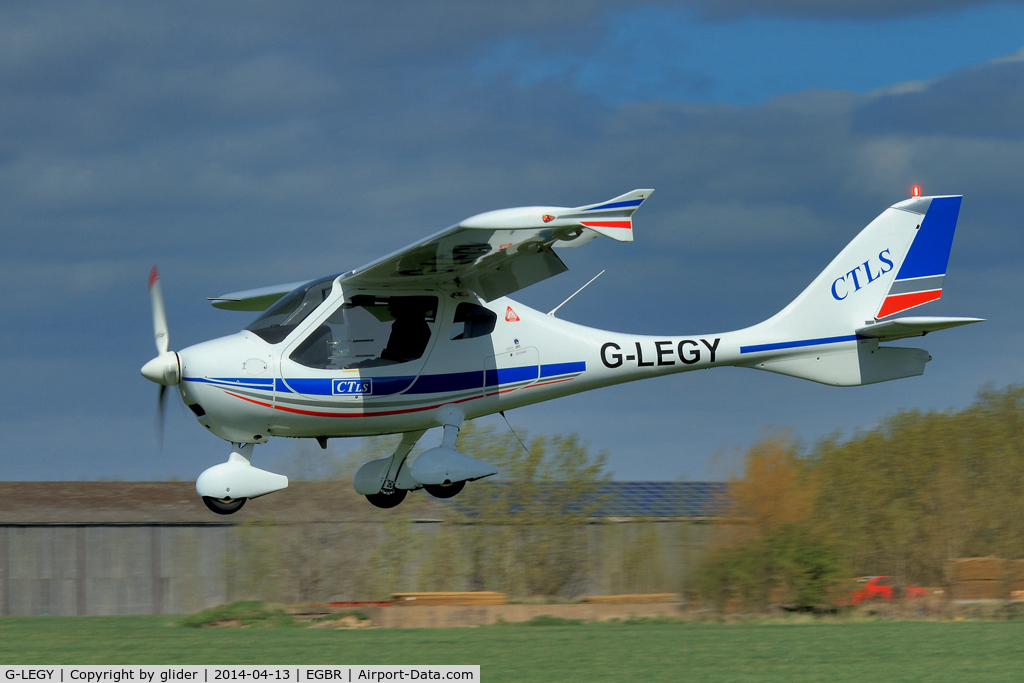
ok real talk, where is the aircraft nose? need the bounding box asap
[141,351,180,386]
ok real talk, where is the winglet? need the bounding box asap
[567,189,654,242]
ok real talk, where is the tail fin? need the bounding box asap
[756,196,962,339]
[742,196,978,386]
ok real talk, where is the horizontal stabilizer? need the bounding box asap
[856,316,984,342]
[208,280,308,311]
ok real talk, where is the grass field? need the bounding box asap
[1,617,1024,682]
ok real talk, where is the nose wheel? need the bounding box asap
[202,496,247,515]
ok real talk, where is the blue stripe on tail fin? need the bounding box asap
[894,196,962,280]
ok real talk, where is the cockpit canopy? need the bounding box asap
[246,275,338,344]
[246,275,499,372]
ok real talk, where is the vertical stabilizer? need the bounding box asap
[750,196,962,342]
[876,196,962,318]
[739,195,968,386]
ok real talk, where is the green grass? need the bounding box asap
[174,601,368,628]
[1,617,1024,682]
[176,601,298,628]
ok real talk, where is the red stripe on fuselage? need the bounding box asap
[877,289,942,319]
[222,374,580,419]
[226,391,480,418]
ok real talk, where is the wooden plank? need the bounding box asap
[583,594,680,604]
[392,592,508,606]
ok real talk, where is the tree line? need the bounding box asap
[698,384,1024,610]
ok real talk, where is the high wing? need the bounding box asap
[209,189,653,309]
[341,189,652,301]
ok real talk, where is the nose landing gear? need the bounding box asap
[202,496,247,515]
[196,442,288,515]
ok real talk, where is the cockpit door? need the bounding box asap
[484,346,540,397]
[278,291,441,402]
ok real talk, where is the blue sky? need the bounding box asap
[476,3,1024,104]
[1,0,1023,484]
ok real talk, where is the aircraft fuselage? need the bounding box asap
[177,284,735,443]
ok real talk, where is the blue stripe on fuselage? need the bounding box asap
[485,365,538,387]
[282,376,416,396]
[184,377,273,391]
[540,361,586,378]
[191,361,586,398]
[740,335,859,354]
[407,370,482,394]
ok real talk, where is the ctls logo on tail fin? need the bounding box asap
[831,249,893,301]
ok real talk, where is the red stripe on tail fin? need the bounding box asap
[877,290,942,319]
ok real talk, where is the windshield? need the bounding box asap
[246,275,338,344]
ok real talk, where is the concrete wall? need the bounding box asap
[0,519,715,616]
[0,525,232,616]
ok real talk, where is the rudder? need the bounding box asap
[876,196,961,318]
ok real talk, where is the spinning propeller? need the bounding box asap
[140,266,181,443]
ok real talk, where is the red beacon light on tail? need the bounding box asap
[911,185,922,197]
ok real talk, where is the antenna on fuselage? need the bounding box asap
[547,270,605,317]
[500,411,533,459]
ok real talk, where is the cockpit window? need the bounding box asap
[449,303,496,340]
[246,275,337,344]
[290,295,438,369]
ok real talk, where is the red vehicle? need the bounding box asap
[838,576,928,606]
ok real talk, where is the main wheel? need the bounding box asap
[366,487,407,509]
[203,496,247,515]
[424,481,466,499]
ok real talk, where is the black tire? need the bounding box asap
[203,496,247,515]
[424,481,466,499]
[366,487,407,509]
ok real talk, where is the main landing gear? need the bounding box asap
[353,407,498,509]
[423,481,465,499]
[354,430,425,509]
[365,488,407,509]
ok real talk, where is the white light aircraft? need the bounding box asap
[141,189,981,514]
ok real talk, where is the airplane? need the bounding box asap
[141,189,981,514]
